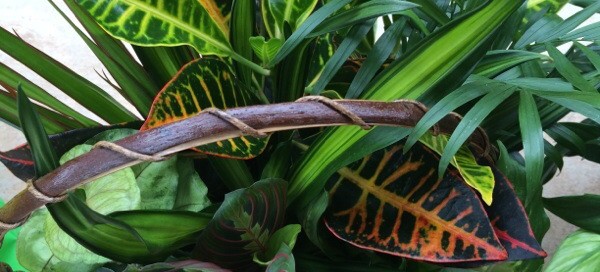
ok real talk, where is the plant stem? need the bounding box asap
[230,51,270,76]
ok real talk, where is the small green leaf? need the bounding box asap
[262,0,319,39]
[249,36,284,65]
[256,224,301,264]
[419,133,495,205]
[545,230,600,272]
[544,194,600,233]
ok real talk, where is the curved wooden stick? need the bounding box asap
[0,100,491,242]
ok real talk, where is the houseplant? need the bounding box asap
[1,0,599,271]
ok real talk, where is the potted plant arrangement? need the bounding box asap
[0,0,599,271]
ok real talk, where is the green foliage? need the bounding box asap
[3,0,600,271]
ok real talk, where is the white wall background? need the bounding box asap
[0,0,599,260]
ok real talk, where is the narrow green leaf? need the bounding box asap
[438,87,516,175]
[231,0,256,87]
[17,86,59,175]
[544,195,600,233]
[546,124,587,154]
[574,42,600,72]
[269,0,352,66]
[518,91,544,206]
[546,44,597,93]
[0,63,96,127]
[308,20,374,95]
[514,15,562,49]
[538,1,600,43]
[307,0,418,38]
[545,230,600,272]
[408,0,450,25]
[561,21,600,41]
[0,28,135,123]
[545,97,600,124]
[208,157,255,190]
[404,79,498,153]
[346,19,406,99]
[474,50,547,78]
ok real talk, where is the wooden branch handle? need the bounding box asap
[0,100,491,241]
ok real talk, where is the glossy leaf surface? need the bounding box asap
[545,230,600,272]
[141,58,268,159]
[75,0,230,56]
[193,179,287,270]
[325,142,507,263]
[544,194,600,233]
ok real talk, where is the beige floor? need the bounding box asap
[1,0,599,261]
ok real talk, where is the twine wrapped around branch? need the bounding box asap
[0,98,491,244]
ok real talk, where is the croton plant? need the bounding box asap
[1,0,600,271]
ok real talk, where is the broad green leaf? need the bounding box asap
[193,179,287,270]
[249,36,284,65]
[261,0,318,39]
[174,157,212,212]
[545,230,600,272]
[141,58,269,159]
[1,28,135,123]
[46,144,140,264]
[289,0,524,205]
[325,142,507,262]
[419,133,495,205]
[307,0,419,38]
[255,224,301,264]
[75,0,267,75]
[544,194,600,233]
[16,209,98,272]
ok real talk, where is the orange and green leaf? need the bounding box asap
[141,58,269,159]
[325,142,508,263]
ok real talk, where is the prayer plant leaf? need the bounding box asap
[265,244,295,272]
[141,57,269,159]
[16,209,98,272]
[256,224,301,264]
[418,133,495,205]
[324,142,507,263]
[545,230,600,272]
[0,122,141,181]
[261,0,318,39]
[193,179,287,270]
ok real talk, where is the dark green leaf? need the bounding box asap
[544,194,600,233]
[518,91,544,206]
[546,44,597,93]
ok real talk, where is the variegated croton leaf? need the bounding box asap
[141,57,269,159]
[324,141,545,264]
[193,179,287,270]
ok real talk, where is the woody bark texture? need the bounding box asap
[0,100,490,242]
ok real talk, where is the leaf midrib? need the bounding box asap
[119,0,231,53]
[337,167,505,255]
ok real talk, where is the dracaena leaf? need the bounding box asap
[325,141,507,262]
[141,58,269,159]
[193,179,287,270]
